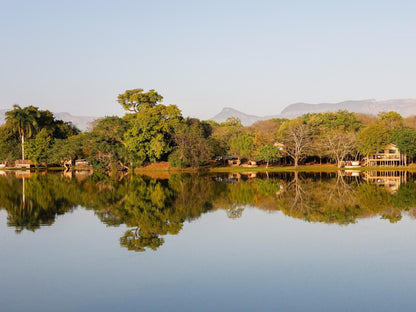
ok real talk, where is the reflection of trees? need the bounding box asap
[0,174,83,232]
[169,174,214,220]
[3,171,416,251]
[278,172,363,225]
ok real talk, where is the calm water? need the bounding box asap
[0,170,415,311]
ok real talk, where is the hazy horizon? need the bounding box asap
[1,1,415,120]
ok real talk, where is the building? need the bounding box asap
[365,143,405,167]
[15,159,33,168]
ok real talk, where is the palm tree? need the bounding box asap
[5,105,40,160]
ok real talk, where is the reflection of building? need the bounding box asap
[365,143,405,167]
[363,171,407,194]
[14,170,33,178]
[343,170,361,177]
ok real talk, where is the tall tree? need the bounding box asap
[25,128,52,166]
[229,133,255,162]
[357,123,390,159]
[322,131,357,168]
[278,118,313,167]
[378,111,403,130]
[85,116,129,172]
[172,119,212,168]
[5,105,40,160]
[391,127,416,166]
[124,104,182,166]
[208,117,244,158]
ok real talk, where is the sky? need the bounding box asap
[1,0,415,120]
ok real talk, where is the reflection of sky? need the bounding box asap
[0,207,415,312]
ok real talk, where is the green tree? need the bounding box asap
[255,144,282,168]
[48,134,86,166]
[229,133,255,162]
[5,105,40,160]
[378,111,403,129]
[391,127,416,165]
[25,129,52,166]
[0,123,20,162]
[171,118,212,168]
[117,88,163,113]
[303,110,362,133]
[124,103,182,166]
[357,123,390,159]
[84,116,129,172]
[208,118,244,158]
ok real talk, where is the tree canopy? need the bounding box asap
[117,89,163,113]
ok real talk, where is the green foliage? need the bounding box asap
[117,88,163,113]
[303,110,362,133]
[124,104,182,166]
[168,149,185,168]
[0,123,20,162]
[208,117,243,157]
[83,116,129,171]
[48,135,86,165]
[378,111,403,129]
[229,133,255,160]
[5,104,40,139]
[391,127,416,157]
[25,128,52,166]
[172,118,212,168]
[5,104,41,159]
[357,123,391,156]
[4,105,80,161]
[270,118,290,126]
[255,144,282,167]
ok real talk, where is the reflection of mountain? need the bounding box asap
[1,171,416,251]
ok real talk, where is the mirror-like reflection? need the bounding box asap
[1,170,416,251]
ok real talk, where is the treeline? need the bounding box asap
[2,89,416,171]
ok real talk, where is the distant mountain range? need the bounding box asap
[211,99,416,126]
[2,98,416,130]
[0,109,97,132]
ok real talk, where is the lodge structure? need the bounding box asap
[15,159,34,168]
[365,143,406,167]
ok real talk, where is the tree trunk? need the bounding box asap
[294,157,298,167]
[21,133,25,160]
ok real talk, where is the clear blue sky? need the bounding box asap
[1,0,415,119]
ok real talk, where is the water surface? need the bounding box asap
[0,171,415,311]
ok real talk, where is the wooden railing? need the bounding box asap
[367,155,401,160]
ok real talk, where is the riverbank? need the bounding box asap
[4,163,416,174]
